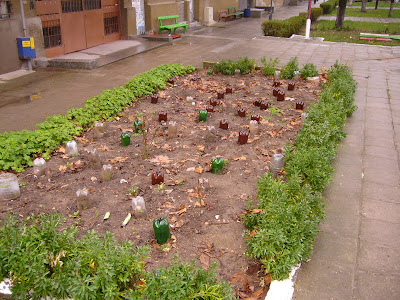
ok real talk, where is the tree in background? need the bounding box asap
[389,0,395,17]
[361,0,367,12]
[336,0,347,28]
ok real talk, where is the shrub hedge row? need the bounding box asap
[0,64,195,172]
[299,7,324,22]
[244,62,357,280]
[320,0,339,14]
[262,15,307,37]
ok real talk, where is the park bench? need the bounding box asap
[228,6,244,19]
[217,9,234,22]
[158,15,187,34]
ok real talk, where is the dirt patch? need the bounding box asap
[2,70,321,298]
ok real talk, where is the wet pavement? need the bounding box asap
[1,3,400,299]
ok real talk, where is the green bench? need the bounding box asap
[158,15,188,34]
[228,6,244,19]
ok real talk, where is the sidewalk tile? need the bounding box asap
[358,241,400,275]
[356,271,400,300]
[362,198,400,223]
[360,218,400,248]
[363,182,400,204]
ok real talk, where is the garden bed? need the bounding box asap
[1,69,322,298]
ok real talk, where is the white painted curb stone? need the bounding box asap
[265,265,300,300]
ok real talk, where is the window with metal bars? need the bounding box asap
[42,19,62,48]
[61,0,83,13]
[104,12,119,35]
[0,0,12,19]
[84,0,101,10]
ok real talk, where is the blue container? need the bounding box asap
[16,37,36,59]
[244,8,251,18]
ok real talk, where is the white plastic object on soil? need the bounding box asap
[274,70,281,81]
[0,173,20,201]
[168,121,178,138]
[76,188,91,210]
[301,112,309,122]
[249,120,259,135]
[101,164,114,181]
[293,70,301,81]
[132,196,148,219]
[206,125,216,143]
[270,154,285,175]
[87,148,102,169]
[198,178,211,192]
[186,96,193,102]
[33,158,46,176]
[235,69,241,75]
[93,122,105,139]
[65,140,78,157]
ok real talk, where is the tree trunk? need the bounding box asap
[335,0,347,28]
[389,0,395,17]
[361,0,367,12]
[375,0,379,9]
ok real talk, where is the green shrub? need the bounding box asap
[261,57,280,76]
[299,7,323,22]
[262,15,307,37]
[213,57,256,75]
[243,61,357,280]
[300,63,319,78]
[320,0,337,14]
[281,57,299,79]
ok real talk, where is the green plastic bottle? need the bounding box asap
[199,110,208,122]
[153,218,170,244]
[120,132,131,146]
[211,157,225,174]
[134,120,143,133]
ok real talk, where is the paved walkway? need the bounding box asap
[0,4,399,299]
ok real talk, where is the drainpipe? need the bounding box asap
[19,0,32,71]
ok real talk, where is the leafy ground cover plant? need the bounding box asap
[281,57,299,79]
[0,214,235,299]
[300,63,319,78]
[261,57,280,76]
[243,61,357,280]
[0,64,194,172]
[213,57,256,75]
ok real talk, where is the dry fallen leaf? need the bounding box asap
[264,274,272,285]
[234,156,247,161]
[169,204,187,216]
[149,155,171,164]
[196,145,205,152]
[252,209,264,214]
[250,229,258,237]
[107,156,129,164]
[175,220,184,228]
[194,166,204,174]
[199,253,210,270]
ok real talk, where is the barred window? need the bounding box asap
[104,12,119,35]
[42,19,62,48]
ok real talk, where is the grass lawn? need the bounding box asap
[328,7,400,17]
[350,1,400,8]
[308,20,400,46]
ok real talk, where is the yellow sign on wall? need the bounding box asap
[31,37,35,49]
[22,41,31,47]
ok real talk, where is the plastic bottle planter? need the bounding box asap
[238,130,249,145]
[301,112,309,121]
[151,94,159,104]
[274,70,281,81]
[277,91,285,102]
[65,141,78,157]
[253,99,262,107]
[206,125,217,143]
[76,188,91,210]
[101,164,114,181]
[235,69,241,76]
[226,86,233,94]
[273,87,280,97]
[293,70,301,81]
[120,132,131,146]
[198,178,211,192]
[270,154,285,175]
[152,171,164,185]
[217,91,225,99]
[210,98,218,106]
[87,148,102,170]
[132,196,148,219]
[93,122,105,139]
[260,101,269,110]
[153,217,170,245]
[288,82,295,91]
[206,105,214,113]
[219,119,229,130]
[251,114,261,123]
[167,78,175,85]
[296,101,304,110]
[134,120,144,133]
[159,111,168,122]
[33,158,46,176]
[199,110,208,122]
[0,173,20,201]
[273,80,281,87]
[168,121,178,138]
[249,120,259,135]
[211,157,225,174]
[238,107,246,118]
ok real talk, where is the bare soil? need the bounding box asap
[2,70,322,298]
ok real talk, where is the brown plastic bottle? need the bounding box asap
[152,171,165,185]
[238,107,246,118]
[219,119,229,130]
[238,130,249,144]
